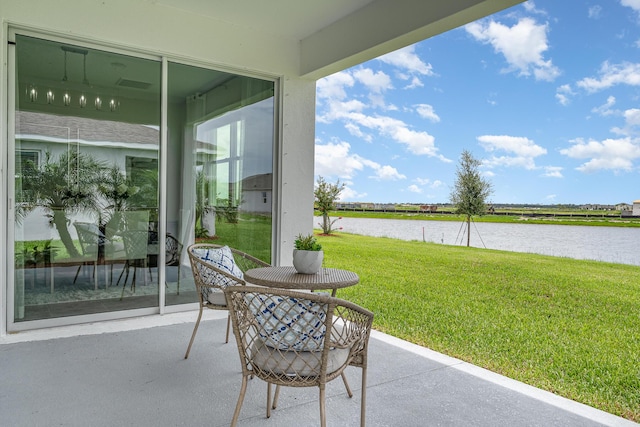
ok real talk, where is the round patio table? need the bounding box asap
[243,266,358,296]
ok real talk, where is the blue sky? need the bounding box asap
[314,1,640,205]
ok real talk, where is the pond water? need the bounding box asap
[315,217,640,267]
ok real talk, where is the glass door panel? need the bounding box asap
[166,62,274,306]
[12,35,161,321]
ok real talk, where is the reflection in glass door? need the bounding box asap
[165,62,275,306]
[12,34,161,322]
[8,32,277,327]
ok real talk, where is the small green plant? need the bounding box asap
[15,240,59,267]
[194,225,210,238]
[294,233,322,251]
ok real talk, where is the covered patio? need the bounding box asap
[1,2,637,425]
[1,312,632,427]
[3,0,532,335]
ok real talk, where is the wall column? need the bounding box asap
[277,76,316,266]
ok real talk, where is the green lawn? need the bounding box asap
[315,232,640,422]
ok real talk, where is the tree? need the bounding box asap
[21,151,106,258]
[97,165,142,238]
[449,150,493,247]
[314,176,345,235]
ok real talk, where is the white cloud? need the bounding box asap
[344,122,372,142]
[542,166,563,178]
[315,140,366,179]
[316,71,354,100]
[405,77,424,89]
[372,165,406,181]
[588,5,602,19]
[353,68,392,93]
[611,108,640,136]
[556,94,569,105]
[478,135,547,170]
[483,155,538,169]
[555,84,574,105]
[477,135,547,157]
[523,1,547,15]
[465,17,560,81]
[592,96,617,116]
[316,50,450,164]
[407,184,422,193]
[318,99,366,123]
[338,187,367,201]
[624,108,640,126]
[576,61,640,92]
[621,0,640,13]
[415,104,441,123]
[378,45,434,77]
[560,137,640,172]
[315,139,406,184]
[413,178,444,189]
[341,112,449,159]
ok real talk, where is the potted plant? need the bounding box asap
[293,233,323,274]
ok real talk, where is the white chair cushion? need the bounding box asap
[207,289,227,305]
[192,246,244,303]
[250,338,350,377]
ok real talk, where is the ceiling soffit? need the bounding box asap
[300,0,525,79]
[153,0,523,79]
[149,0,522,79]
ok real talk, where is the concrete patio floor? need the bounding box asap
[1,311,637,427]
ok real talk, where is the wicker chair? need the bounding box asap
[224,286,374,427]
[72,222,102,288]
[184,243,270,359]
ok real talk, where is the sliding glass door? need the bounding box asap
[8,31,275,327]
[165,62,274,306]
[12,35,161,322]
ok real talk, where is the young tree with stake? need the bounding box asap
[450,150,493,247]
[314,176,345,235]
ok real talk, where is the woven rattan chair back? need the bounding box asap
[224,286,374,427]
[184,243,270,359]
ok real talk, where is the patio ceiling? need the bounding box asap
[7,0,524,93]
[152,0,525,79]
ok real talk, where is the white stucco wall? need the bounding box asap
[278,77,317,267]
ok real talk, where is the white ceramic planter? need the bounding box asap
[292,249,324,274]
[202,209,216,237]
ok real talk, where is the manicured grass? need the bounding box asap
[316,232,640,422]
[202,215,272,263]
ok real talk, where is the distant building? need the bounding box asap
[581,204,615,210]
[375,203,396,211]
[633,200,640,217]
[240,173,272,214]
